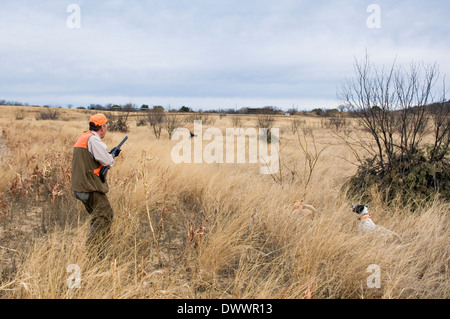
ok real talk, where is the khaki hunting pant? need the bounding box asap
[74,191,114,258]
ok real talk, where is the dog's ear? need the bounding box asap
[351,205,359,213]
[352,205,365,214]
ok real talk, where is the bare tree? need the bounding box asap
[256,114,277,143]
[297,128,327,191]
[290,116,305,134]
[338,54,449,202]
[147,106,165,139]
[164,114,182,139]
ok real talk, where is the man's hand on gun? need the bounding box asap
[99,136,127,183]
[110,148,121,158]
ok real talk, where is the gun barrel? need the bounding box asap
[116,136,128,150]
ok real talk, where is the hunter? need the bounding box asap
[72,113,119,258]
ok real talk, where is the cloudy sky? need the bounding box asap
[0,0,449,110]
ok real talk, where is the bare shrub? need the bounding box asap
[108,105,133,133]
[164,114,182,139]
[230,116,244,128]
[35,108,60,121]
[108,113,130,133]
[338,54,450,203]
[135,114,148,127]
[290,116,305,134]
[147,106,165,139]
[188,112,215,126]
[327,116,348,131]
[297,129,327,190]
[257,114,277,143]
[14,110,25,121]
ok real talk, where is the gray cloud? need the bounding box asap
[0,0,448,109]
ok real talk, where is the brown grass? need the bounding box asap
[0,105,448,299]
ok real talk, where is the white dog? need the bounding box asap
[352,205,403,243]
[291,200,317,220]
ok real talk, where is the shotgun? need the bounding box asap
[99,136,128,183]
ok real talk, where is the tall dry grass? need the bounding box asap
[0,105,448,299]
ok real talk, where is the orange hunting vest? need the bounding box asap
[72,131,109,194]
[73,131,104,176]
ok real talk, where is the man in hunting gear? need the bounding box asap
[72,113,119,258]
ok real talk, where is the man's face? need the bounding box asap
[98,124,107,139]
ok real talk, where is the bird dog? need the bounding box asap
[352,205,403,243]
[292,200,317,218]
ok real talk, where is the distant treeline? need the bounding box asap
[3,98,447,117]
[73,104,351,118]
[0,99,35,107]
[1,99,350,117]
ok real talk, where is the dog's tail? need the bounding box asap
[392,231,403,244]
[384,228,403,243]
[292,201,317,213]
[302,204,317,213]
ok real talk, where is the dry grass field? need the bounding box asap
[0,105,448,299]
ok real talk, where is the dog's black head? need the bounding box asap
[352,205,369,215]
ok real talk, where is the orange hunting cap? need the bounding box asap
[89,113,108,126]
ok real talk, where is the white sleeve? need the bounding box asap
[87,135,115,167]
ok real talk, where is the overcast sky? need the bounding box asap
[0,0,449,110]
